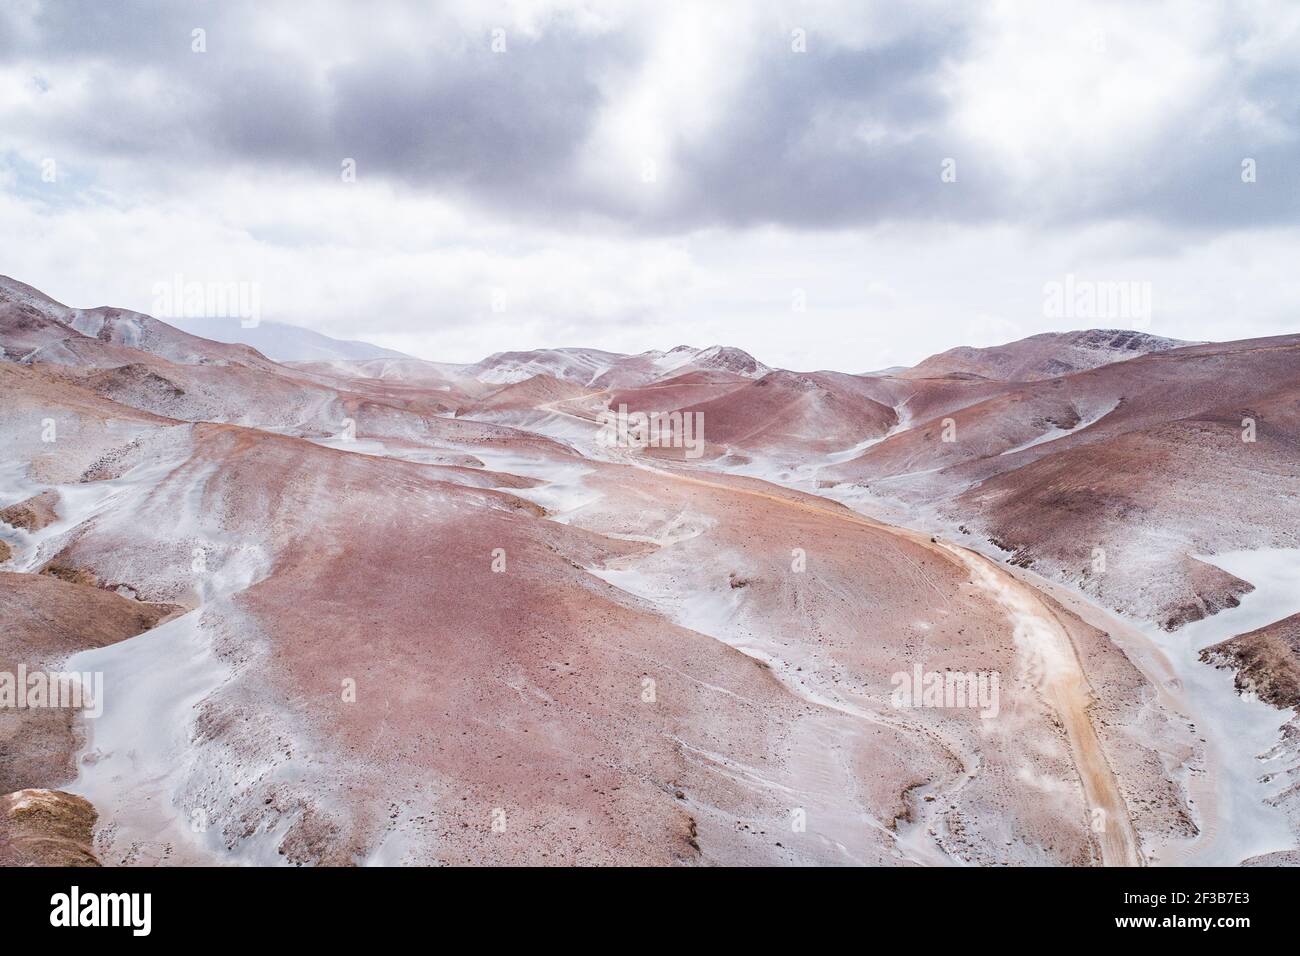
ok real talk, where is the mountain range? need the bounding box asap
[2,275,1298,868]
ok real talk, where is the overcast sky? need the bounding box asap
[3,0,1299,370]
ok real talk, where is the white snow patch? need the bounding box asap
[461,446,600,519]
[1000,399,1119,456]
[1138,549,1300,865]
[67,611,233,865]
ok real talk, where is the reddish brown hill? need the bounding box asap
[603,369,754,415]
[902,329,1188,382]
[1201,613,1300,709]
[675,370,898,457]
[0,571,178,808]
[469,373,592,413]
[1,275,279,372]
[826,335,1300,629]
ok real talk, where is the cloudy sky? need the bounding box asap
[3,0,1299,370]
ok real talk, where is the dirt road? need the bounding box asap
[635,460,1145,866]
[535,398,1146,866]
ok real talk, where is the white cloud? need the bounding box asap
[1,0,1297,371]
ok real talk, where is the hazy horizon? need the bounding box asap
[11,271,1200,371]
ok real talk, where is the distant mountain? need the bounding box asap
[468,344,769,388]
[668,369,898,457]
[902,329,1189,382]
[0,275,278,370]
[825,331,1300,631]
[467,347,629,386]
[683,345,769,378]
[172,315,410,363]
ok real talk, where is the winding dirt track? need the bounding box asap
[942,547,1143,866]
[534,395,1145,865]
[629,459,1144,866]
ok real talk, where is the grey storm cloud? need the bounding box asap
[667,27,1006,228]
[4,0,629,214]
[5,0,1300,232]
[322,30,627,206]
[1082,63,1300,230]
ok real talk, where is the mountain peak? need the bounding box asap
[902,328,1190,382]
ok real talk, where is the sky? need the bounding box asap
[2,0,1299,371]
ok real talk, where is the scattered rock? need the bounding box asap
[0,789,100,866]
[1200,612,1300,709]
[0,489,60,532]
